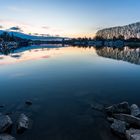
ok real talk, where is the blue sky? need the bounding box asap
[0,0,140,37]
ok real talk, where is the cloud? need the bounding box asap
[7,6,31,13]
[42,26,50,29]
[9,26,23,32]
[0,19,62,36]
[0,19,33,33]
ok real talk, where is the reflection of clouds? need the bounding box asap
[0,46,97,65]
[11,54,22,59]
[34,50,39,52]
[41,55,50,59]
[10,73,27,78]
[0,47,63,65]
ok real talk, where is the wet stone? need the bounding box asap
[111,119,126,136]
[0,134,16,140]
[126,128,140,140]
[17,113,29,134]
[0,114,13,133]
[131,104,140,117]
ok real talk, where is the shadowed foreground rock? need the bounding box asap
[114,114,140,127]
[106,102,130,115]
[0,114,13,133]
[0,134,16,140]
[111,119,126,137]
[17,114,29,134]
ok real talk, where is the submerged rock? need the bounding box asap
[25,100,32,106]
[131,104,140,117]
[0,134,16,140]
[17,114,29,134]
[111,119,126,136]
[91,103,104,112]
[126,128,140,140]
[114,114,140,127]
[106,102,130,115]
[107,117,115,123]
[0,114,13,133]
[0,105,4,108]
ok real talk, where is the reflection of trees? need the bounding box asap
[96,47,140,65]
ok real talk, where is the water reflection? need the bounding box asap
[0,45,140,140]
[0,45,65,65]
[96,47,140,65]
[1,44,140,66]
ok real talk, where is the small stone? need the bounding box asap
[126,128,140,140]
[131,104,140,117]
[25,101,32,106]
[0,105,4,108]
[0,134,16,140]
[111,119,126,136]
[17,114,29,134]
[0,114,13,133]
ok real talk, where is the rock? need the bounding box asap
[114,114,140,127]
[131,104,140,117]
[111,119,126,136]
[0,105,4,108]
[106,102,130,115]
[0,114,13,133]
[0,134,16,140]
[126,128,140,140]
[25,100,32,106]
[17,113,29,134]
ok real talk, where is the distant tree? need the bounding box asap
[113,36,117,40]
[118,35,125,40]
[94,36,104,41]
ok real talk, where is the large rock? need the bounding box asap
[0,114,13,133]
[114,114,140,127]
[111,119,126,136]
[0,134,16,140]
[106,102,130,115]
[131,104,140,117]
[126,128,140,140]
[17,114,29,134]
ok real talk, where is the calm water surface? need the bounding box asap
[0,45,140,140]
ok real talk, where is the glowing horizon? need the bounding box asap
[0,0,140,37]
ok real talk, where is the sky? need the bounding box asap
[0,0,140,37]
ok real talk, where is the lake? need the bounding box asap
[0,45,140,140]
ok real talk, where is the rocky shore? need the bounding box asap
[105,102,140,140]
[0,101,32,140]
